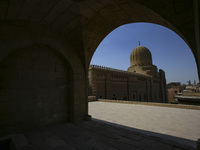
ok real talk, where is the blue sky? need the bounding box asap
[90,23,199,84]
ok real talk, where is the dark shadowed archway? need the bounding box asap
[0,45,74,135]
[0,0,198,133]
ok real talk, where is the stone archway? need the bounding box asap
[0,0,198,131]
[0,45,73,135]
[81,1,199,80]
[0,22,88,123]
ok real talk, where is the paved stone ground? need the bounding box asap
[0,101,199,150]
[89,101,200,147]
[0,120,196,150]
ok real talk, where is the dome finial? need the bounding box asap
[139,41,140,46]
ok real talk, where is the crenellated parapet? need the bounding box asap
[90,64,127,73]
[90,64,134,75]
[90,64,152,78]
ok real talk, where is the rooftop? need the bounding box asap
[89,64,152,78]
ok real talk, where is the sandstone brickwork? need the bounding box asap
[0,0,198,136]
[0,46,73,135]
[88,46,167,103]
[89,65,167,102]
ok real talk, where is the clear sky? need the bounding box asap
[90,23,199,84]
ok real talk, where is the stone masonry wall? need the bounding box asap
[88,66,166,103]
[0,45,71,136]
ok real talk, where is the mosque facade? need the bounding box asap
[88,45,167,103]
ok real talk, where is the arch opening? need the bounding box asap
[88,22,200,142]
[89,23,199,86]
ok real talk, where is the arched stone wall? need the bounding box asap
[0,45,73,135]
[0,0,198,78]
[0,22,89,135]
[0,0,198,135]
[80,0,198,77]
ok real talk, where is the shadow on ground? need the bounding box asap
[92,118,197,150]
[0,119,197,150]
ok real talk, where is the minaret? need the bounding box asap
[193,80,196,86]
[188,80,191,86]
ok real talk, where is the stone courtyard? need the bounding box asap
[0,119,197,150]
[89,101,200,149]
[0,0,199,149]
[0,101,199,150]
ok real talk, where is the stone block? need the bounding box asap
[0,1,7,20]
[0,45,72,135]
[6,0,24,20]
[45,136,66,149]
[52,11,75,29]
[54,144,76,150]
[34,61,55,72]
[84,1,104,12]
[11,134,35,150]
[141,139,172,150]
[197,139,200,150]
[55,62,68,73]
[173,147,185,150]
[120,2,134,15]
[87,138,112,150]
[42,0,73,24]
[109,140,140,150]
[30,0,58,22]
[96,129,121,139]
[79,3,95,19]
[115,10,128,19]
[118,137,142,147]
[125,133,143,141]
[114,0,128,4]
[66,139,94,150]
[17,0,40,20]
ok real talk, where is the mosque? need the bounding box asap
[88,45,168,103]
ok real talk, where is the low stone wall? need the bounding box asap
[183,92,200,96]
[88,96,97,101]
[97,99,200,110]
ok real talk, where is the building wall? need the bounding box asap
[0,46,72,136]
[0,0,197,136]
[152,81,160,102]
[106,79,128,100]
[167,82,185,103]
[168,88,181,103]
[159,69,168,103]
[88,65,167,103]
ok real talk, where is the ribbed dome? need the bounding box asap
[130,46,152,66]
